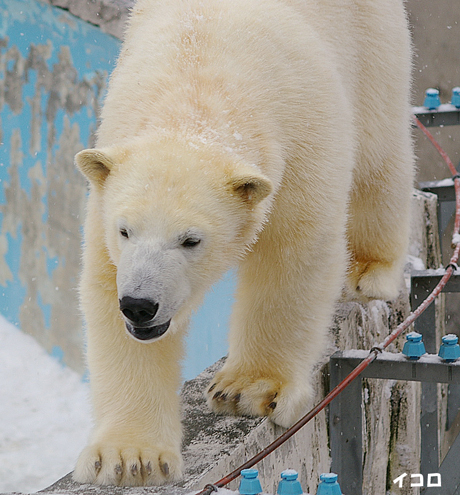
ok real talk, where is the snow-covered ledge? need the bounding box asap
[13,189,437,495]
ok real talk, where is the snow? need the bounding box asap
[413,103,460,114]
[406,255,426,271]
[0,314,92,494]
[432,177,454,187]
[280,469,299,476]
[452,233,460,245]
[413,267,447,276]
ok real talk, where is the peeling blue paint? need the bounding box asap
[37,291,51,329]
[0,0,120,371]
[2,229,26,325]
[44,248,59,278]
[51,344,64,365]
[81,369,90,384]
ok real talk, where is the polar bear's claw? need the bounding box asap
[161,462,169,476]
[73,443,182,486]
[207,372,286,423]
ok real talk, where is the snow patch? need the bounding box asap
[281,468,299,476]
[0,314,92,493]
[406,255,426,271]
[432,177,454,187]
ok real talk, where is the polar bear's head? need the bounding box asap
[75,140,272,342]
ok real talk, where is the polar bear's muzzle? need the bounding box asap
[119,296,171,341]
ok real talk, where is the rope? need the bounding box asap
[412,115,460,240]
[195,116,460,495]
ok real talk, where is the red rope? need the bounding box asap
[196,116,460,495]
[412,115,460,239]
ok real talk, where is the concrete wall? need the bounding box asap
[0,0,120,373]
[39,0,133,40]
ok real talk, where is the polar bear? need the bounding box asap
[72,0,414,486]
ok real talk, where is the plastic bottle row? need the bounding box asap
[238,468,341,495]
[423,87,460,109]
[402,332,460,361]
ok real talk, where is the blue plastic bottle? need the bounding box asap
[438,334,460,362]
[239,468,263,495]
[402,332,426,360]
[316,473,342,495]
[277,469,303,495]
[423,88,441,110]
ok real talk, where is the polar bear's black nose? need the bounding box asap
[119,296,159,326]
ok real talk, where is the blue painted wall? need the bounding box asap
[0,0,232,380]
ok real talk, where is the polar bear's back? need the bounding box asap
[96,0,412,182]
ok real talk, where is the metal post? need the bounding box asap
[412,277,439,481]
[330,353,363,495]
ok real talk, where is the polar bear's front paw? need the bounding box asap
[206,369,310,428]
[72,442,182,486]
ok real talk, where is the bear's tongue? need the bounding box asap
[126,320,171,341]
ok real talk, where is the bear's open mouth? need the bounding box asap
[125,320,171,341]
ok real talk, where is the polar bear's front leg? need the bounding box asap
[73,277,184,486]
[206,206,348,428]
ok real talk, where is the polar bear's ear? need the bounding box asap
[75,149,116,186]
[229,173,273,206]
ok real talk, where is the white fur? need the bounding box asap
[73,0,414,486]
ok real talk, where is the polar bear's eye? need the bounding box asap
[120,228,129,239]
[181,238,201,248]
